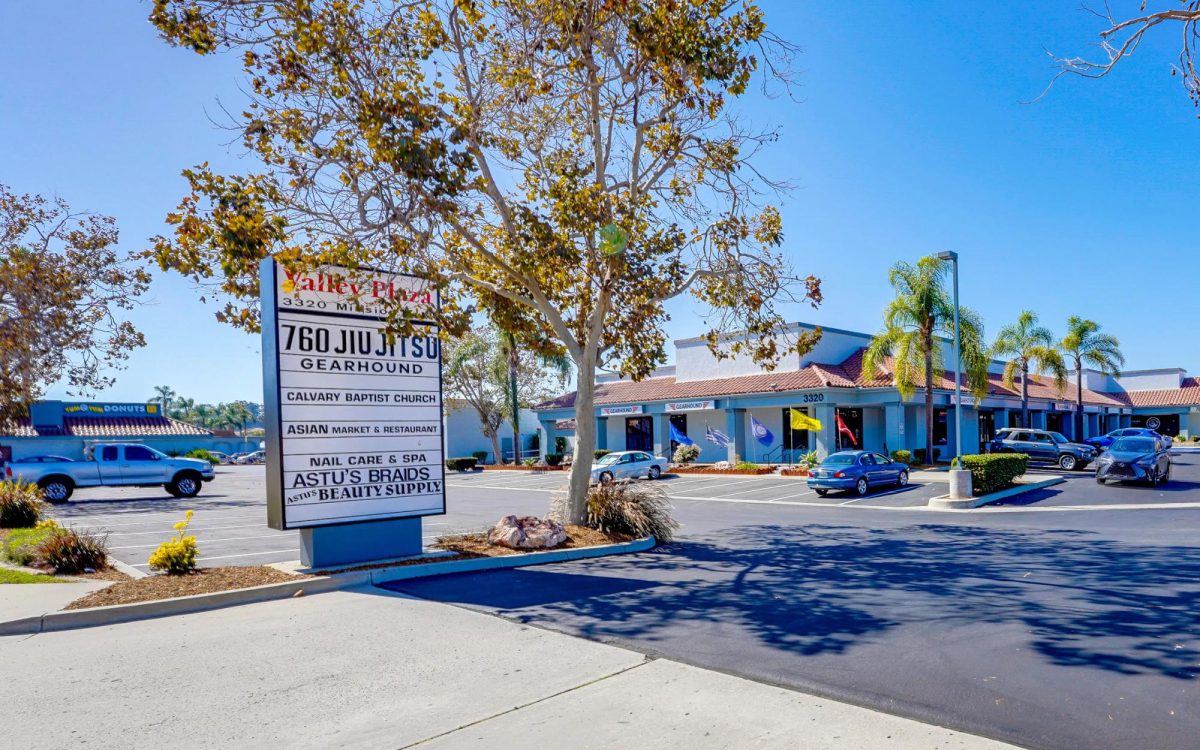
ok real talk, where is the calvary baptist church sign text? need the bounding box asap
[261,261,445,530]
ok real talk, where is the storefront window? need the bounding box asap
[625,416,653,452]
[781,408,810,463]
[669,414,687,454]
[1132,413,1179,436]
[933,408,948,446]
[837,408,863,450]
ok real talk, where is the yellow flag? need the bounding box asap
[790,408,822,431]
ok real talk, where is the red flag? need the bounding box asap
[836,413,858,447]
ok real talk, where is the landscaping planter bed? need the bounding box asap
[481,464,566,472]
[65,566,310,610]
[778,468,810,477]
[670,466,775,476]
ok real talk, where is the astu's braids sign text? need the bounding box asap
[261,260,445,530]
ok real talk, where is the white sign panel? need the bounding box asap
[262,261,445,530]
[664,400,715,412]
[600,405,643,416]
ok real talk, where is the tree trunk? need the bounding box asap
[563,354,597,525]
[924,331,934,464]
[505,331,521,463]
[1020,364,1030,428]
[488,429,502,467]
[1074,355,1084,440]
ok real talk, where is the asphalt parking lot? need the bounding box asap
[45,452,1200,570]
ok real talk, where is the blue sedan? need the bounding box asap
[1084,428,1167,452]
[806,450,910,497]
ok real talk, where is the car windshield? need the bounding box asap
[595,453,621,465]
[822,453,857,466]
[1048,432,1070,444]
[1110,438,1156,453]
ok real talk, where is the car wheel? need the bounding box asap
[855,477,869,496]
[1148,468,1160,487]
[599,471,614,485]
[169,472,203,498]
[896,470,909,487]
[647,465,661,480]
[1095,477,1105,485]
[814,488,829,497]
[38,478,73,504]
[1058,454,1077,471]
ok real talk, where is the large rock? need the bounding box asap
[487,515,567,550]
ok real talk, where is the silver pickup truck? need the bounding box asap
[3,443,216,503]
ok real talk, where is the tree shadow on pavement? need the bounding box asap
[390,521,1200,680]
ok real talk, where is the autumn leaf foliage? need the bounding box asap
[148,0,821,521]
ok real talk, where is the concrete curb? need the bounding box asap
[109,559,148,580]
[927,476,1065,510]
[0,537,654,636]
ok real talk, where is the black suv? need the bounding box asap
[989,428,1098,471]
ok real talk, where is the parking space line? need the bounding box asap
[104,523,266,537]
[54,512,264,528]
[109,533,290,550]
[701,482,803,499]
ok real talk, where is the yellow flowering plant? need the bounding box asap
[147,509,199,574]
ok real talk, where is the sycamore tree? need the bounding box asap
[1052,1,1200,113]
[147,0,821,522]
[0,185,150,424]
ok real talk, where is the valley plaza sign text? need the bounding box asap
[261,260,445,530]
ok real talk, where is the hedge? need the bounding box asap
[959,453,1028,494]
[545,453,563,466]
[445,456,478,471]
[594,449,611,460]
[471,450,489,464]
[890,450,916,466]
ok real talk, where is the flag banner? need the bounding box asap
[706,425,731,448]
[836,412,858,447]
[790,408,822,432]
[670,423,694,446]
[750,415,774,446]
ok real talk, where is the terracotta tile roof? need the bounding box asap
[3,417,212,438]
[537,346,1170,411]
[1125,377,1200,408]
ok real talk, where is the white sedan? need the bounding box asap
[590,450,668,484]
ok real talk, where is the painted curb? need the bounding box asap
[927,477,1065,510]
[109,559,148,580]
[0,537,655,635]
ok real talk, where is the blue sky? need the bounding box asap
[1,1,1196,405]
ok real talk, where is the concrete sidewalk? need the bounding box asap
[0,587,1016,749]
[0,577,111,621]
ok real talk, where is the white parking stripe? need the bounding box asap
[110,532,443,551]
[54,512,264,528]
[701,482,803,499]
[104,523,266,538]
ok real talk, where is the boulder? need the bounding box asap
[487,515,568,550]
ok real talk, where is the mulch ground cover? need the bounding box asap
[65,566,309,610]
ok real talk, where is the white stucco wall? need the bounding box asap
[443,405,539,463]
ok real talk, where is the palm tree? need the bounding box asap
[991,311,1066,429]
[863,256,990,463]
[148,385,176,414]
[171,397,196,423]
[1060,317,1124,439]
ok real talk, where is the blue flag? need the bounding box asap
[706,425,731,448]
[670,423,694,446]
[750,415,774,446]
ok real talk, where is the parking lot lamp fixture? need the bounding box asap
[936,250,962,464]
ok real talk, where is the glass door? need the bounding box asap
[625,416,653,452]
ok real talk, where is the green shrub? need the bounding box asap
[734,461,760,471]
[147,510,198,574]
[594,449,611,460]
[3,522,59,566]
[959,453,1029,494]
[0,481,47,528]
[185,448,219,464]
[554,481,679,542]
[802,450,820,469]
[545,453,563,466]
[672,443,701,464]
[39,527,109,573]
[554,436,568,454]
[913,448,927,464]
[471,450,489,464]
[890,450,915,467]
[523,457,538,466]
[445,457,479,471]
[1192,436,1200,443]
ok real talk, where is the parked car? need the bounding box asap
[590,450,667,484]
[207,451,232,465]
[806,450,909,497]
[1084,428,1170,453]
[4,443,215,503]
[989,428,1097,471]
[1094,436,1172,486]
[235,450,266,465]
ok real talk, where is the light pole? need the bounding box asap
[936,250,962,465]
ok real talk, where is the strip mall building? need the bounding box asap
[534,323,1200,464]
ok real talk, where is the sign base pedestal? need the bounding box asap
[299,518,423,568]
